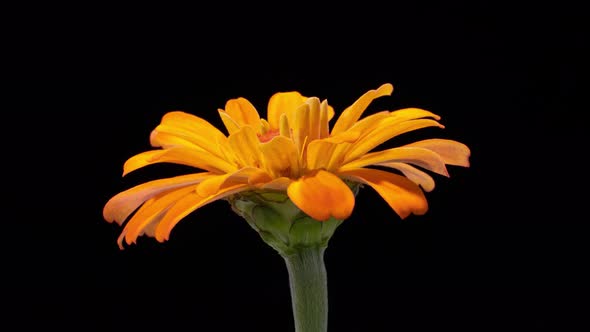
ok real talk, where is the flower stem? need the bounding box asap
[282,246,328,332]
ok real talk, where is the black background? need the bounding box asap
[11,4,589,331]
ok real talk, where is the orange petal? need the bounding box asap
[260,136,300,178]
[287,170,355,221]
[196,167,271,196]
[150,129,204,149]
[331,83,394,135]
[405,139,471,167]
[344,118,444,163]
[222,97,261,133]
[338,168,428,219]
[154,184,249,242]
[158,111,229,156]
[218,110,241,135]
[123,147,238,175]
[122,185,198,246]
[103,173,213,225]
[340,147,449,176]
[267,91,307,129]
[228,126,265,168]
[379,162,436,192]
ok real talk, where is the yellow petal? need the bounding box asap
[338,168,428,219]
[307,140,338,170]
[292,102,311,159]
[305,131,361,170]
[152,123,225,158]
[196,168,271,196]
[405,139,471,167]
[155,184,249,241]
[319,99,330,139]
[228,126,265,169]
[218,110,241,135]
[331,83,394,135]
[123,147,238,175]
[267,91,307,129]
[287,170,355,221]
[379,162,436,192]
[123,185,197,246]
[344,119,444,163]
[161,111,227,138]
[223,97,261,133]
[103,173,212,225]
[307,97,321,141]
[340,147,449,176]
[149,129,204,149]
[260,136,300,178]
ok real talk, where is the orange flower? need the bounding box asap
[103,83,470,249]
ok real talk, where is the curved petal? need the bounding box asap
[155,184,250,242]
[218,110,241,135]
[123,147,238,175]
[228,126,265,169]
[340,147,449,176]
[344,118,445,163]
[379,162,436,192]
[196,167,271,196]
[222,97,261,133]
[267,91,307,129]
[338,168,428,219]
[405,139,471,167]
[152,124,225,158]
[331,83,394,135]
[287,170,355,221]
[160,111,227,141]
[103,173,212,225]
[260,136,300,178]
[122,185,198,246]
[150,129,205,149]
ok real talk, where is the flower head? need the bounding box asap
[103,83,470,249]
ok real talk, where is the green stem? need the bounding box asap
[282,246,328,332]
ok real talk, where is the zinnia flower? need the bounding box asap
[103,83,470,249]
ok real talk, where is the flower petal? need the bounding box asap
[218,110,241,135]
[340,147,449,176]
[287,170,355,221]
[228,126,265,169]
[260,136,300,178]
[155,184,250,241]
[150,129,205,149]
[222,97,261,133]
[196,167,271,196]
[123,147,238,175]
[344,118,445,163]
[379,162,436,192]
[122,185,198,246]
[267,91,308,129]
[405,139,471,167]
[103,173,212,225]
[338,168,428,219]
[331,83,394,135]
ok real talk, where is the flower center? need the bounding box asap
[258,129,280,143]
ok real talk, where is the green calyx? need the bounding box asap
[228,184,359,256]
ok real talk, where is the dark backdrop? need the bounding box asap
[12,4,588,331]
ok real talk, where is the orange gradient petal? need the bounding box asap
[287,170,355,221]
[103,173,212,225]
[405,139,471,167]
[331,83,394,135]
[155,184,250,242]
[338,168,428,219]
